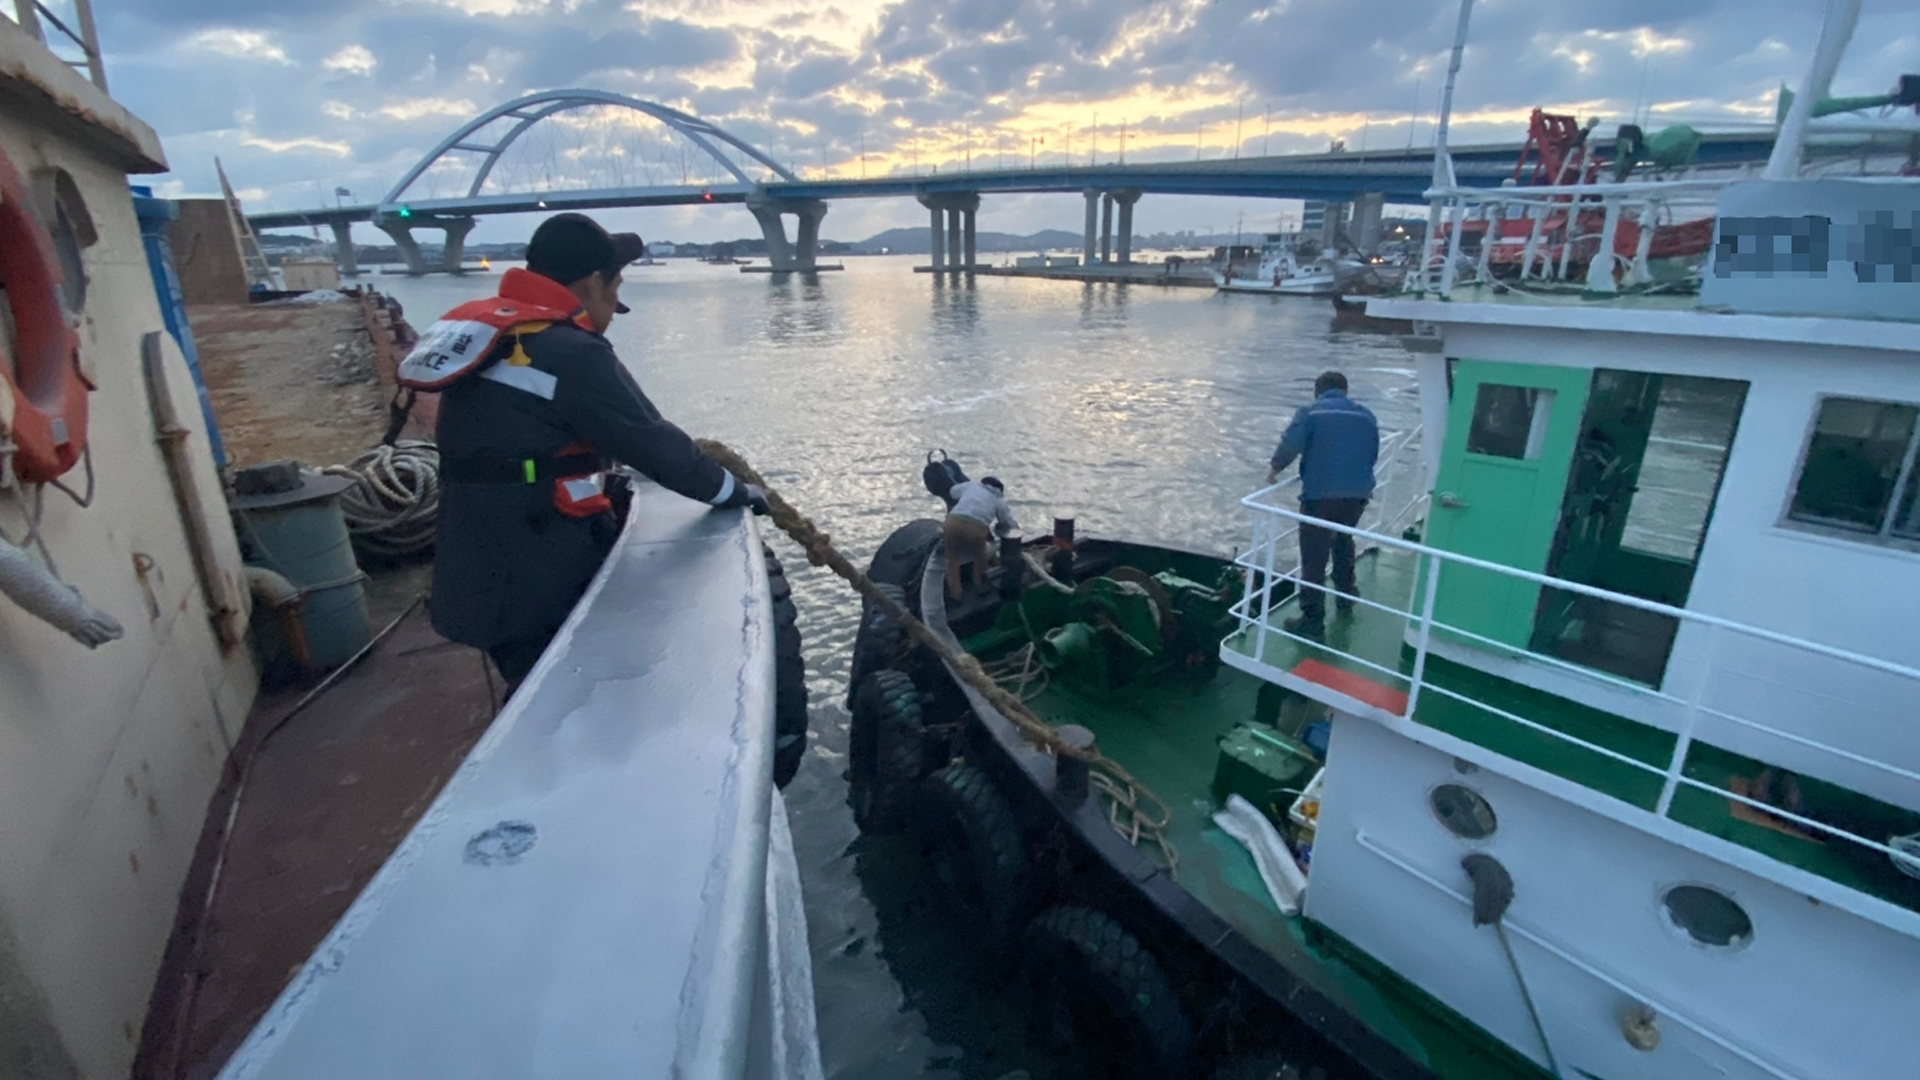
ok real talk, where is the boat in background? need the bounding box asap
[1212,234,1369,296]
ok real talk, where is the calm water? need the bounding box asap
[376,255,1420,1079]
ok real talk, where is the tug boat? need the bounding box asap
[846,4,1919,1078]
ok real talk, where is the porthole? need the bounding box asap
[1661,885,1752,949]
[1429,783,1496,840]
[31,168,94,316]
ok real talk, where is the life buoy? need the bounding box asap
[0,145,89,483]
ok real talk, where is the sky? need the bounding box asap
[43,0,1920,245]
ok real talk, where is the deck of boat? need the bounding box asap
[1223,547,1920,914]
[1018,658,1450,1047]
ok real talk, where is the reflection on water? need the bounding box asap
[375,256,1417,1079]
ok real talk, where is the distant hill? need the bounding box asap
[852,227,1086,255]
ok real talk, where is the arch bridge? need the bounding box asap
[266,89,828,274]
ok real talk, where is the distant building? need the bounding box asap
[1302,200,1350,250]
[280,256,341,291]
[648,241,675,257]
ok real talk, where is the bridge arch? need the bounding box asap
[378,89,795,208]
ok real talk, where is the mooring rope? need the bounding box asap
[698,440,1178,875]
[323,441,441,558]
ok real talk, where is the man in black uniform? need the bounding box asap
[429,213,766,688]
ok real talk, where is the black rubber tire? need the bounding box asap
[846,582,908,710]
[1208,1050,1321,1080]
[765,546,808,789]
[847,669,928,833]
[1022,904,1195,1080]
[917,761,1033,936]
[867,518,943,590]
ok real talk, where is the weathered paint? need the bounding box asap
[0,39,253,1080]
[214,486,822,1080]
[0,18,165,172]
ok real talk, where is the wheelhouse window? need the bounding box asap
[1465,384,1554,460]
[1788,397,1920,541]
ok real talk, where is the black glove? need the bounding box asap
[743,483,770,516]
[718,479,770,516]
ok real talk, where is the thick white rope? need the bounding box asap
[322,441,440,558]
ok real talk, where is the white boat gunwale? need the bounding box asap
[214,483,820,1080]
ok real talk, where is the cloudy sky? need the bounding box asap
[64,0,1919,244]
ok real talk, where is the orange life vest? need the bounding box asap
[397,267,592,390]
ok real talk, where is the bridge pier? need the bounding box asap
[1350,192,1386,255]
[747,195,829,271]
[1100,193,1115,265]
[1114,190,1141,264]
[1083,190,1099,267]
[441,217,476,273]
[330,221,360,277]
[918,193,980,272]
[374,213,477,276]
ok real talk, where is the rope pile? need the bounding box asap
[322,441,441,558]
[698,439,1179,875]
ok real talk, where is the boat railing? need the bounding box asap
[1226,495,1920,912]
[1411,175,1736,296]
[1248,425,1427,580]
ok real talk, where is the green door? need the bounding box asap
[1425,360,1592,650]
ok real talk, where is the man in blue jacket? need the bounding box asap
[1268,370,1379,638]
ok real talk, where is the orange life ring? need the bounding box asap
[0,144,89,484]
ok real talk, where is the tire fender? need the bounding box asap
[847,668,929,833]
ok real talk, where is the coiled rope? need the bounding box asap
[697,440,1178,875]
[323,441,440,558]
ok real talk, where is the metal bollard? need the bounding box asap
[1054,724,1097,803]
[1049,517,1076,584]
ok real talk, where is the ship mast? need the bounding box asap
[1765,0,1863,180]
[1418,0,1476,292]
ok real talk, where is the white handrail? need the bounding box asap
[1236,494,1920,687]
[1231,493,1920,884]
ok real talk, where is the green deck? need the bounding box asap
[1011,652,1545,1080]
[964,546,1555,1079]
[1222,546,1920,913]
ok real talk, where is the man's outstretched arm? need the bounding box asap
[1268,406,1310,483]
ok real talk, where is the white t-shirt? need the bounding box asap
[948,480,1019,538]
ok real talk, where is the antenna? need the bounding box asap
[1430,0,1475,190]
[1407,79,1420,151]
[1632,55,1653,126]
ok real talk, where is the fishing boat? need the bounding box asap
[1211,234,1367,296]
[845,4,1919,1078]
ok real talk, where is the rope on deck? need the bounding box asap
[323,440,441,558]
[699,439,1178,877]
